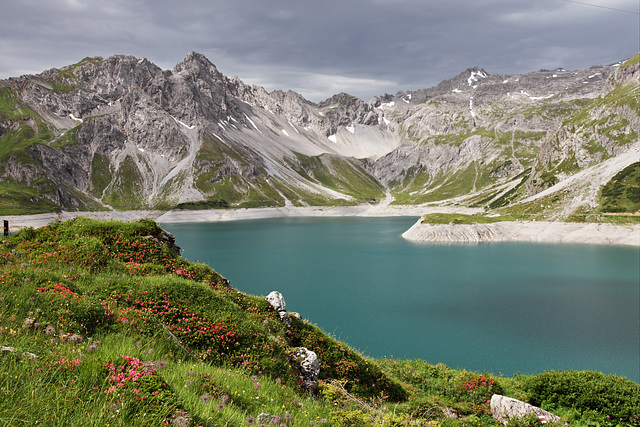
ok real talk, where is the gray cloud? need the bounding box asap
[1,0,637,101]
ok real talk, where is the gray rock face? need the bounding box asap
[0,51,637,213]
[490,394,562,425]
[265,291,291,326]
[290,347,320,392]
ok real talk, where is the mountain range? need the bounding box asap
[0,51,638,216]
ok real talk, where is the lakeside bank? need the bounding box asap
[2,205,639,246]
[1,204,477,231]
[402,219,640,246]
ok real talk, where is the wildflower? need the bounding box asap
[69,334,84,344]
[246,416,256,425]
[216,403,225,411]
[87,344,98,353]
[200,394,213,403]
[155,360,168,370]
[147,348,154,355]
[284,413,292,421]
[254,382,261,390]
[44,325,56,335]
[186,371,196,377]
[220,394,230,404]
[171,411,190,427]
[251,375,258,383]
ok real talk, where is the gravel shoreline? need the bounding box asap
[402,219,640,246]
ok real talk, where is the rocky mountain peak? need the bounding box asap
[429,66,489,95]
[173,51,224,81]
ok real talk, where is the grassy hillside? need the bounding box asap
[0,219,637,426]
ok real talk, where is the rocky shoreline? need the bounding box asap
[402,219,640,246]
[3,207,639,246]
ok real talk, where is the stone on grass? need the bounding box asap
[490,394,561,425]
[290,347,320,392]
[266,291,291,326]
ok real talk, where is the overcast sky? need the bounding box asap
[0,0,638,101]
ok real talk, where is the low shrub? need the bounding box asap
[524,370,640,426]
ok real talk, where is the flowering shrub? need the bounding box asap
[36,281,114,334]
[104,355,181,421]
[105,355,156,392]
[287,317,407,401]
[458,374,502,405]
[37,283,81,299]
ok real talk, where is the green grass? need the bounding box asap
[420,213,521,225]
[174,199,230,210]
[102,155,146,209]
[0,176,61,215]
[620,53,640,68]
[1,218,637,426]
[599,162,640,213]
[89,152,112,198]
[290,153,385,203]
[50,125,81,148]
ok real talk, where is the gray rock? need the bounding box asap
[290,347,320,392]
[490,394,562,425]
[265,291,291,326]
[160,229,181,254]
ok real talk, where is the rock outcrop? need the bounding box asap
[289,347,320,392]
[490,394,562,425]
[266,291,291,326]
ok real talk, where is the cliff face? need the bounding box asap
[0,51,638,214]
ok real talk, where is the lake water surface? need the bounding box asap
[161,217,640,382]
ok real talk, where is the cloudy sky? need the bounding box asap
[1,0,638,101]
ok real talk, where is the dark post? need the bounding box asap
[3,220,8,237]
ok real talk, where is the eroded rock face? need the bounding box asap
[290,347,320,392]
[265,291,291,326]
[1,51,636,213]
[490,394,562,425]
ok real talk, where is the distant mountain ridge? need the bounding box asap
[0,51,638,216]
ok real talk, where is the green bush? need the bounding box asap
[525,370,640,425]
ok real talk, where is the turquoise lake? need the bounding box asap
[161,217,640,382]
